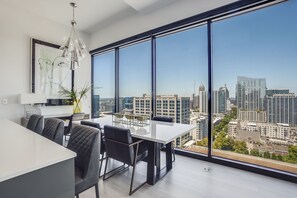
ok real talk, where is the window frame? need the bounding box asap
[91,0,296,184]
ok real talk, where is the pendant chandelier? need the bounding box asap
[60,2,86,70]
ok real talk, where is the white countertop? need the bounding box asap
[0,119,76,182]
[80,115,196,144]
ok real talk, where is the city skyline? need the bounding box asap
[93,1,297,99]
[96,75,297,99]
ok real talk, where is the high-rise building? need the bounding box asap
[120,97,134,111]
[238,110,267,122]
[133,94,151,115]
[191,116,208,140]
[134,94,190,124]
[267,93,297,126]
[228,120,238,138]
[92,95,100,118]
[213,90,219,114]
[213,85,229,114]
[134,94,191,147]
[199,83,205,92]
[192,93,199,110]
[199,84,207,113]
[236,76,266,122]
[219,85,229,113]
[266,89,289,97]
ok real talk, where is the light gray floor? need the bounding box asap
[79,155,297,198]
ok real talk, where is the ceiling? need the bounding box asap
[0,0,238,34]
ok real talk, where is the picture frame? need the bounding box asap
[31,38,74,106]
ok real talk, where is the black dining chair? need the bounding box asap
[103,125,148,195]
[80,120,106,177]
[42,118,64,145]
[152,116,175,162]
[26,114,44,134]
[64,113,85,142]
[67,125,100,198]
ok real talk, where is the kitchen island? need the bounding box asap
[0,119,76,198]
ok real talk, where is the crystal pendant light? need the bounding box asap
[60,2,86,70]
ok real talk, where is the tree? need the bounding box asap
[250,149,260,157]
[277,155,283,161]
[263,151,271,159]
[196,138,208,147]
[285,145,297,164]
[214,134,235,150]
[233,140,249,154]
[271,153,277,160]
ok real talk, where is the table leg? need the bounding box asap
[165,142,173,170]
[155,143,161,173]
[146,141,173,185]
[146,141,156,185]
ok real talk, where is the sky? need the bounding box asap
[93,0,297,98]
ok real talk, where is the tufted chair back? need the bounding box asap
[26,114,44,134]
[42,118,64,145]
[67,125,100,179]
[80,121,105,155]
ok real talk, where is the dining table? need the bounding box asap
[81,115,196,185]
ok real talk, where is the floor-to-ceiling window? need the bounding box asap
[91,0,296,180]
[212,0,297,174]
[119,41,151,115]
[92,51,115,117]
[156,25,208,151]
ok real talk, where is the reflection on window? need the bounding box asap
[93,51,115,117]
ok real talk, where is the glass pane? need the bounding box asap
[156,25,208,153]
[119,41,151,118]
[213,1,297,174]
[93,51,115,117]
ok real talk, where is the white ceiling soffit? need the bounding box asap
[0,0,239,34]
[123,0,175,11]
[0,0,132,34]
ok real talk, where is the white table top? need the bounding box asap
[0,119,76,182]
[81,115,196,144]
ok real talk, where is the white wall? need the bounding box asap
[0,1,91,123]
[89,0,236,49]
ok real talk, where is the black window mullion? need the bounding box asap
[91,54,95,118]
[151,36,157,118]
[207,20,213,157]
[115,47,119,113]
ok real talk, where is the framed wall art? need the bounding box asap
[31,38,74,105]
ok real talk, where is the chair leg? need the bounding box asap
[129,165,136,195]
[95,183,100,198]
[99,152,105,178]
[99,158,103,178]
[129,143,147,196]
[130,143,139,195]
[129,163,147,195]
[103,157,109,181]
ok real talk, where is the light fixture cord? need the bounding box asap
[72,5,75,23]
